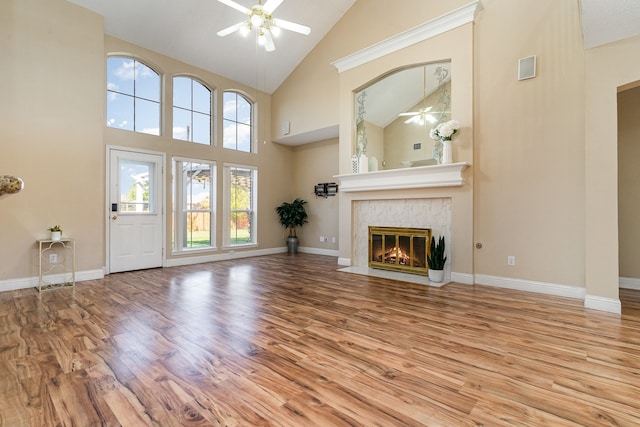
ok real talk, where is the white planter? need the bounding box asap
[428,268,444,283]
[50,231,61,241]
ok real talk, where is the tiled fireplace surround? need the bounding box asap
[354,198,451,280]
[336,163,470,285]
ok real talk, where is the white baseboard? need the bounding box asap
[165,247,286,268]
[584,294,622,314]
[0,276,34,292]
[298,246,339,257]
[0,269,104,292]
[474,274,623,314]
[474,274,586,299]
[619,276,640,290]
[451,272,474,285]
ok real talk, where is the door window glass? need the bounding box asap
[119,160,155,213]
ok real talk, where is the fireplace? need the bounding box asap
[369,226,431,276]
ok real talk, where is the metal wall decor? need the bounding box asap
[314,182,338,198]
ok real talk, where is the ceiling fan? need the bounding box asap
[398,65,438,126]
[398,107,437,126]
[216,0,311,52]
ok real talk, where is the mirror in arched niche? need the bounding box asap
[354,60,452,172]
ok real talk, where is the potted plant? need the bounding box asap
[275,198,308,253]
[48,225,62,241]
[427,235,447,282]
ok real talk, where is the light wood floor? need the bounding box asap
[1,253,639,426]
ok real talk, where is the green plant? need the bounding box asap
[48,225,62,232]
[427,235,447,270]
[275,199,308,238]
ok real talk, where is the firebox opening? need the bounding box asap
[369,226,431,276]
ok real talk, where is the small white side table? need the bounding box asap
[37,238,75,291]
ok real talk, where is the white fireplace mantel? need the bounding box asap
[335,162,469,193]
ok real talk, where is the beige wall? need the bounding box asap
[0,0,105,280]
[271,0,608,298]
[5,0,640,306]
[0,0,294,287]
[271,0,470,141]
[585,33,640,300]
[473,0,586,286]
[618,86,640,279]
[104,37,293,258]
[291,139,339,251]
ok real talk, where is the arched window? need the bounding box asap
[223,91,253,152]
[107,56,161,135]
[173,76,212,145]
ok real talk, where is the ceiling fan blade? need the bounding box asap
[425,114,437,124]
[216,0,250,15]
[404,116,420,124]
[273,18,311,35]
[263,0,283,14]
[264,29,276,52]
[399,112,420,116]
[217,22,245,37]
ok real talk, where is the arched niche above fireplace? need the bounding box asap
[353,61,452,171]
[333,0,478,174]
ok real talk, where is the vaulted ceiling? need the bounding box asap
[66,0,640,94]
[66,0,356,94]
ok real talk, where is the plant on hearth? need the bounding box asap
[427,235,447,270]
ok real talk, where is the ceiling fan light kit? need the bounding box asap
[399,65,439,126]
[216,0,311,52]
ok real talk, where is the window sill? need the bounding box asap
[171,246,218,256]
[222,243,258,251]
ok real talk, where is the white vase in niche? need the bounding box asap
[351,155,359,174]
[441,140,453,164]
[369,156,378,172]
[358,154,369,173]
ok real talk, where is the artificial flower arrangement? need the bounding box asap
[430,119,460,141]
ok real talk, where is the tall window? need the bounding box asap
[173,76,212,145]
[224,165,257,246]
[173,158,216,251]
[107,56,161,135]
[223,91,253,152]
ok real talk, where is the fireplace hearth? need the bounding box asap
[369,226,431,276]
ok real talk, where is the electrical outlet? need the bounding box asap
[320,236,325,242]
[332,237,336,243]
[507,255,515,266]
[49,253,58,263]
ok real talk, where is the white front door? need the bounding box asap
[108,148,164,273]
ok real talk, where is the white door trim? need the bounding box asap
[105,145,166,274]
